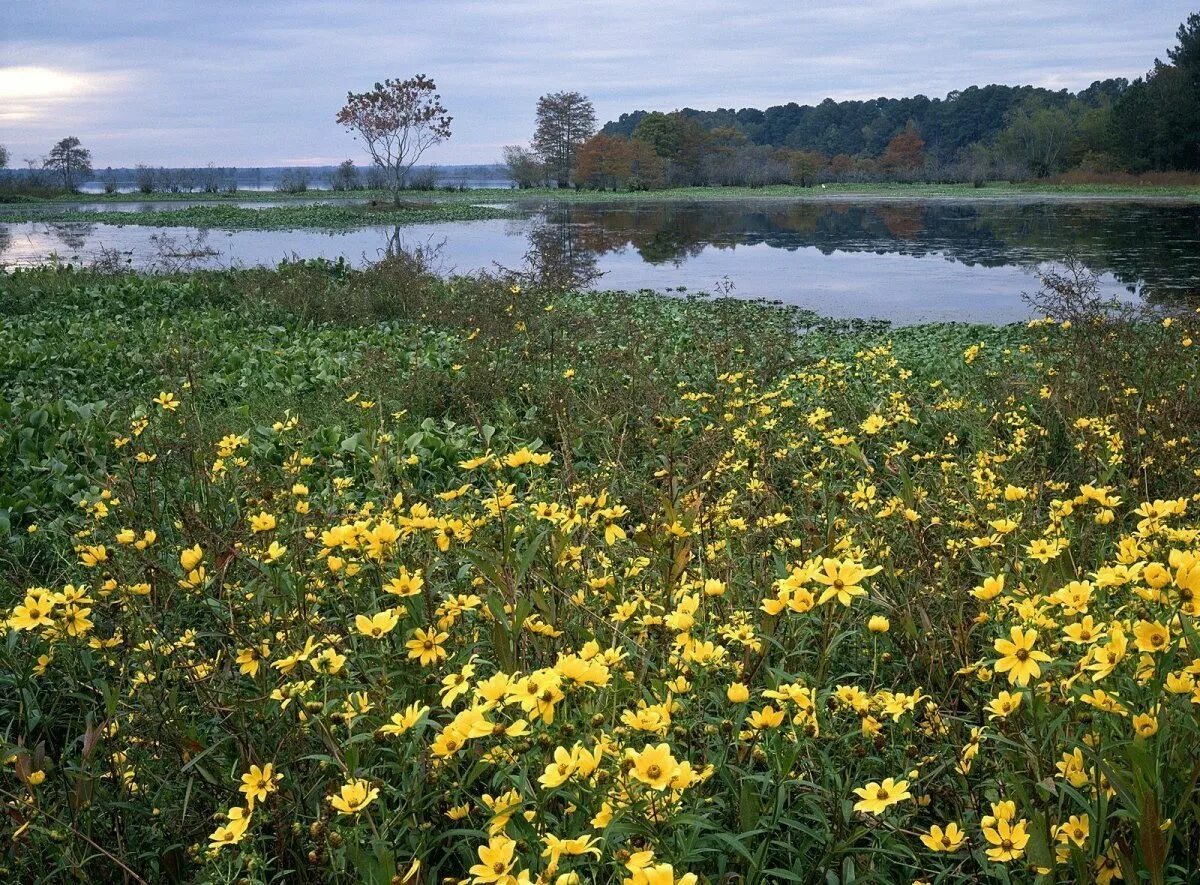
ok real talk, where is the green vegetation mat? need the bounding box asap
[0,202,515,229]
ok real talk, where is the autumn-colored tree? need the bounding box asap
[881,122,926,173]
[576,135,632,190]
[336,75,452,205]
[788,150,826,186]
[828,153,854,178]
[576,135,666,191]
[532,91,596,188]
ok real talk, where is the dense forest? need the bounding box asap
[568,13,1200,188]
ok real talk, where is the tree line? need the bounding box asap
[506,13,1200,189]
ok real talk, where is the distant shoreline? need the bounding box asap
[5,181,1200,210]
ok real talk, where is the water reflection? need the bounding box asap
[530,201,1200,303]
[48,221,97,252]
[3,199,1199,321]
[522,210,603,290]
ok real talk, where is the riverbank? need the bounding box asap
[5,180,1199,231]
[5,179,1200,209]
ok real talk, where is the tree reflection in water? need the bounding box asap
[517,205,604,290]
[521,200,1200,305]
[50,222,97,253]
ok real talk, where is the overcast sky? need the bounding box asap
[0,1,1193,168]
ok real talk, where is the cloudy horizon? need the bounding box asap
[1,1,1194,169]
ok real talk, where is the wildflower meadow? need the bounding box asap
[3,260,1200,883]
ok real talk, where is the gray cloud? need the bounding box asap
[0,0,1192,166]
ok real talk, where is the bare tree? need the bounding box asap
[330,159,360,191]
[201,162,225,193]
[532,92,596,188]
[134,164,157,193]
[336,75,452,205]
[44,136,93,190]
[0,144,8,170]
[502,145,544,188]
[277,168,311,193]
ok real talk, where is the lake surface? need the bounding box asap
[3,199,1199,323]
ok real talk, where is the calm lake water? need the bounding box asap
[3,199,1199,323]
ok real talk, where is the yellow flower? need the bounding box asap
[726,682,750,703]
[468,834,517,883]
[356,609,400,639]
[153,391,179,411]
[330,778,379,815]
[180,544,204,571]
[385,567,424,597]
[1133,711,1159,738]
[406,627,448,666]
[537,746,578,790]
[993,627,1051,686]
[1081,688,1128,716]
[1063,615,1103,645]
[60,605,93,637]
[627,743,680,791]
[235,644,269,677]
[379,702,429,736]
[250,511,277,532]
[867,615,890,633]
[813,557,881,606]
[8,594,55,631]
[920,822,966,852]
[860,414,887,434]
[504,447,552,468]
[310,647,346,675]
[79,545,108,567]
[1027,538,1066,563]
[541,833,601,868]
[238,763,280,809]
[1055,814,1089,847]
[746,705,785,730]
[986,690,1023,720]
[983,818,1029,862]
[1133,620,1171,654]
[852,777,912,814]
[208,807,251,850]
